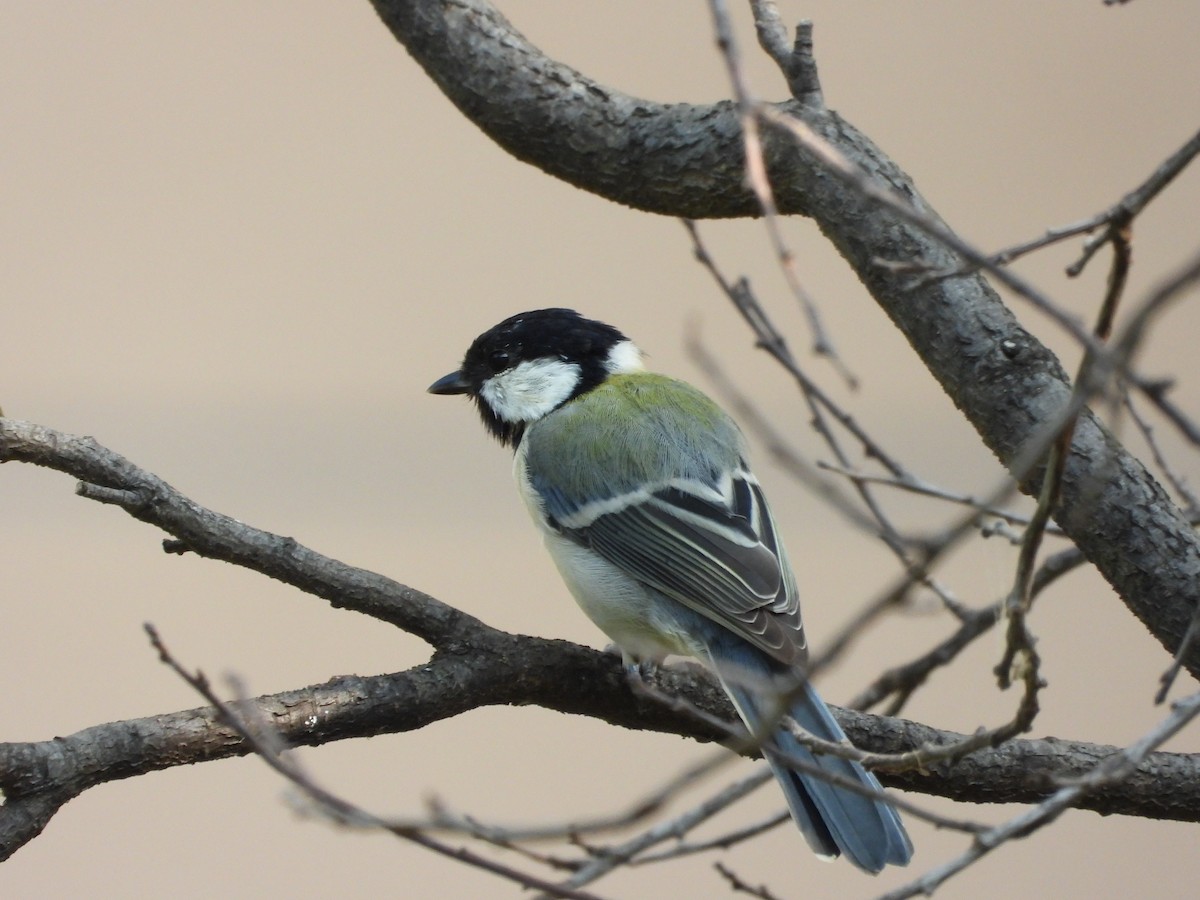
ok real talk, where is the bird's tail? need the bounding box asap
[717,668,912,874]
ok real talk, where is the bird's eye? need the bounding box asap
[488,349,511,372]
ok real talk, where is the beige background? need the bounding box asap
[3,2,1200,897]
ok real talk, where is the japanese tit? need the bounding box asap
[429,308,911,873]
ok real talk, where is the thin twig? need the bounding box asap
[685,328,877,531]
[1158,603,1200,705]
[981,126,1200,273]
[144,624,609,900]
[850,607,998,714]
[755,104,1105,359]
[817,462,1062,537]
[707,0,856,386]
[628,675,981,833]
[759,101,1200,438]
[1111,248,1200,447]
[632,811,788,863]
[556,772,771,891]
[880,690,1200,900]
[1124,395,1200,516]
[852,546,1088,717]
[685,220,963,654]
[714,861,784,900]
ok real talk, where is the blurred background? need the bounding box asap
[3,2,1199,897]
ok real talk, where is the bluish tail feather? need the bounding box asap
[714,655,912,874]
[775,682,912,873]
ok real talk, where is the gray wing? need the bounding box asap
[559,472,806,665]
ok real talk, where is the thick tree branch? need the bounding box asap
[368,0,1200,678]
[3,639,1198,863]
[0,633,707,862]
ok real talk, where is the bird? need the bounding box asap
[428,308,912,873]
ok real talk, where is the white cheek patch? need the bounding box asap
[480,357,582,423]
[604,340,644,374]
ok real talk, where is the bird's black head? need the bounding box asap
[428,308,642,447]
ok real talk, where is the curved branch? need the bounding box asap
[2,416,1198,860]
[0,636,685,862]
[3,638,1198,862]
[373,1,756,219]
[0,419,475,649]
[368,0,1200,677]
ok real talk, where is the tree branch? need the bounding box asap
[0,419,475,649]
[367,0,1200,679]
[3,644,1198,862]
[3,417,1198,864]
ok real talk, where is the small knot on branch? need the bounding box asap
[751,5,823,105]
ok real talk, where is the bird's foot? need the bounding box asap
[628,658,660,685]
[605,648,662,694]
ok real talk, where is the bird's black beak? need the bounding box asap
[427,370,472,395]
